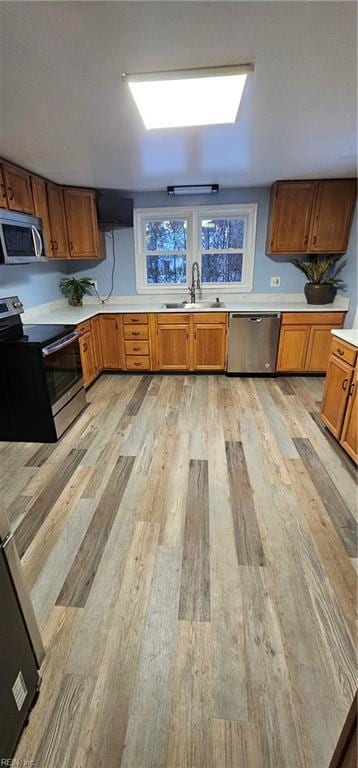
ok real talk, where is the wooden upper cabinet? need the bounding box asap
[46,183,69,259]
[320,356,353,439]
[31,176,53,257]
[0,165,8,209]
[266,179,356,255]
[266,181,315,254]
[100,315,124,369]
[63,188,100,259]
[308,180,357,253]
[2,163,34,214]
[193,323,227,370]
[340,365,358,463]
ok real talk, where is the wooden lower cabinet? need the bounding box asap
[277,312,346,373]
[320,337,357,463]
[193,323,227,370]
[277,325,309,372]
[91,316,103,373]
[79,331,97,387]
[340,366,358,462]
[100,315,124,369]
[157,324,191,370]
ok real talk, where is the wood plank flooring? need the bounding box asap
[1,372,356,768]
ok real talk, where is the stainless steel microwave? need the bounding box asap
[0,209,48,264]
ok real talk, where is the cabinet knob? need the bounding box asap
[7,185,13,200]
[312,235,317,245]
[342,377,349,391]
[348,382,355,396]
[54,240,58,250]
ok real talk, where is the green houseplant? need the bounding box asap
[59,277,95,306]
[291,254,346,304]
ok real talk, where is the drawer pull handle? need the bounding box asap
[131,318,140,323]
[7,185,13,200]
[132,332,140,336]
[337,348,344,356]
[349,382,355,396]
[83,343,88,352]
[133,347,140,352]
[134,362,141,367]
[342,378,349,391]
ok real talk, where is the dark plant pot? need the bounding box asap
[304,283,337,305]
[69,299,83,307]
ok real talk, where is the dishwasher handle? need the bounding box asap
[230,312,281,320]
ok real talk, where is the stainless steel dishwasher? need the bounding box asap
[227,312,281,373]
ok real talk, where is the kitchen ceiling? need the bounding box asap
[0,1,356,190]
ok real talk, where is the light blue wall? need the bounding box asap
[0,261,66,308]
[2,187,357,322]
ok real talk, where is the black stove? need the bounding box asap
[0,296,87,442]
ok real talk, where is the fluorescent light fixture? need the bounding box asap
[167,184,219,196]
[123,64,253,129]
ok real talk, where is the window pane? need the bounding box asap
[201,218,244,250]
[145,220,187,251]
[147,254,186,284]
[201,253,243,283]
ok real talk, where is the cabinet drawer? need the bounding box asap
[123,313,148,325]
[126,355,150,370]
[331,338,357,367]
[157,313,190,324]
[281,312,346,326]
[124,340,149,356]
[123,325,148,340]
[193,312,227,324]
[77,320,91,336]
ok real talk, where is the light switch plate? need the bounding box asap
[270,276,281,287]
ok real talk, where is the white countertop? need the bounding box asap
[22,298,350,325]
[331,328,358,348]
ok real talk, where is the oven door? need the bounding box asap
[42,332,84,415]
[0,212,46,264]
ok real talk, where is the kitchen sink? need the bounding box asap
[163,301,225,309]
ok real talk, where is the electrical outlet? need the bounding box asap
[270,276,281,287]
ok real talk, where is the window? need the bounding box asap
[134,204,257,293]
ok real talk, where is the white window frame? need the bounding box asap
[134,203,257,294]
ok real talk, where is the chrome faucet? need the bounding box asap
[189,261,201,303]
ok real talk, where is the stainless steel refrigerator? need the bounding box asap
[0,499,44,759]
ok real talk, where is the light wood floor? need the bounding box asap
[2,373,357,768]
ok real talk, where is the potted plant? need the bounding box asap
[59,277,95,306]
[291,254,346,304]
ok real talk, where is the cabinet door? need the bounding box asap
[2,163,34,214]
[91,316,103,373]
[0,165,8,208]
[157,325,190,370]
[308,180,357,253]
[267,181,315,254]
[31,176,53,258]
[100,315,124,369]
[63,188,100,259]
[47,183,69,258]
[320,356,353,439]
[305,325,342,373]
[79,332,97,387]
[276,325,310,372]
[194,324,227,370]
[340,367,358,463]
